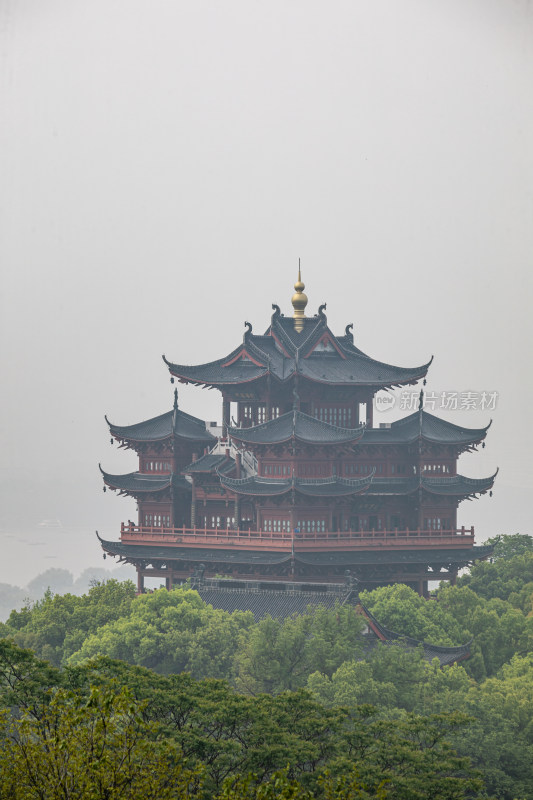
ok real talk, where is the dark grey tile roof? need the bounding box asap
[228,411,364,446]
[295,476,374,496]
[196,586,347,620]
[97,536,493,569]
[219,475,292,496]
[218,474,373,497]
[363,411,490,447]
[367,477,419,495]
[360,604,471,666]
[107,408,215,443]
[183,453,235,474]
[367,473,496,497]
[164,312,431,389]
[421,472,497,496]
[217,471,494,499]
[295,546,494,567]
[189,578,471,666]
[97,536,292,565]
[162,349,268,385]
[100,469,190,494]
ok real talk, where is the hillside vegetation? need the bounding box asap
[0,534,531,799]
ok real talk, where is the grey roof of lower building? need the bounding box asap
[360,604,471,666]
[188,578,471,666]
[196,586,346,619]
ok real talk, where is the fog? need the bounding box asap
[1,0,532,586]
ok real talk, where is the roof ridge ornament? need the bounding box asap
[318,303,327,320]
[345,323,354,342]
[291,259,308,333]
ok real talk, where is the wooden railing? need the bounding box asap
[120,523,475,551]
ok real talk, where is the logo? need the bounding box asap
[375,394,396,412]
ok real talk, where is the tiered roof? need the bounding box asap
[218,474,374,497]
[364,410,491,451]
[98,535,493,571]
[227,408,490,451]
[367,472,497,498]
[100,467,191,496]
[106,393,215,447]
[227,410,364,446]
[163,306,432,390]
[217,471,496,500]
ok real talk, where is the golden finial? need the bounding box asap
[291,259,308,333]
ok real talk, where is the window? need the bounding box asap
[423,517,451,531]
[313,406,352,426]
[297,519,326,533]
[264,518,291,532]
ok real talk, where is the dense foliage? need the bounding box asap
[0,534,531,799]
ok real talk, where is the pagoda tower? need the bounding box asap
[99,273,496,595]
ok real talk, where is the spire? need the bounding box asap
[172,387,179,435]
[291,259,308,333]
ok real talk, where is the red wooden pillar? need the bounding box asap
[165,566,174,591]
[190,475,196,528]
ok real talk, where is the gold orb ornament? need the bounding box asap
[291,265,308,332]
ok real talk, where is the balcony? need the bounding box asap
[120,523,475,552]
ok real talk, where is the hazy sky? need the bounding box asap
[1,1,532,586]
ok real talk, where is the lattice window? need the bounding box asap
[264,518,291,532]
[257,405,267,424]
[313,406,352,426]
[297,519,326,533]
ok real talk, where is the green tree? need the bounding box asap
[359,584,467,645]
[69,588,253,678]
[4,580,136,666]
[456,551,533,612]
[234,605,365,695]
[437,585,533,679]
[0,685,200,800]
[307,660,396,709]
[334,708,484,800]
[484,533,533,560]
